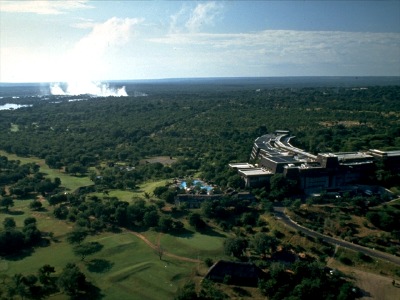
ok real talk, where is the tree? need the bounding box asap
[0,197,14,211]
[66,227,88,245]
[0,229,25,255]
[174,281,199,300]
[223,237,248,258]
[153,186,168,198]
[37,264,58,295]
[57,263,88,297]
[173,220,184,232]
[3,217,16,229]
[158,216,174,233]
[199,279,227,300]
[161,190,176,204]
[154,243,164,260]
[73,241,103,261]
[24,217,37,226]
[143,210,160,228]
[22,222,41,246]
[9,274,33,300]
[29,200,43,211]
[66,163,87,175]
[270,174,289,200]
[53,205,68,219]
[189,213,206,231]
[251,233,278,257]
[127,200,147,224]
[48,193,68,206]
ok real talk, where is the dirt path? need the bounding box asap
[347,268,400,300]
[124,229,201,263]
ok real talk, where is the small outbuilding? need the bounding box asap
[204,260,266,287]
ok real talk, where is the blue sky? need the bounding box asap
[1,1,399,82]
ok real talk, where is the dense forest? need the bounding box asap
[1,85,399,183]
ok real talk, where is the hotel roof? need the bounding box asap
[238,168,272,176]
[229,163,255,169]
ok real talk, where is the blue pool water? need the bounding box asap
[180,180,213,191]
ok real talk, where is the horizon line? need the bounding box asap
[1,75,400,85]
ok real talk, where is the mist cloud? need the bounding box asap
[50,82,128,97]
[51,17,142,97]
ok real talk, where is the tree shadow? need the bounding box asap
[87,259,114,273]
[199,227,227,238]
[38,237,51,247]
[74,281,104,300]
[170,228,195,238]
[131,224,149,232]
[34,207,49,212]
[3,247,35,261]
[170,209,189,219]
[232,286,251,297]
[106,226,122,233]
[359,289,371,297]
[1,209,24,215]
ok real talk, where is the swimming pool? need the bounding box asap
[180,180,213,192]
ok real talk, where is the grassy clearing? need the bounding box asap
[157,231,226,261]
[88,179,171,203]
[139,156,177,166]
[85,232,197,300]
[134,179,172,197]
[10,123,19,132]
[0,150,92,192]
[0,198,73,242]
[136,229,228,260]
[2,230,198,300]
[89,190,138,203]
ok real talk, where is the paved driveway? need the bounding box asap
[273,206,400,266]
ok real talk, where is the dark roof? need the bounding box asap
[265,155,299,164]
[204,260,266,287]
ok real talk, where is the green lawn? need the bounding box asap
[1,231,198,300]
[133,179,172,197]
[90,232,195,300]
[141,229,228,262]
[88,179,171,203]
[0,151,93,192]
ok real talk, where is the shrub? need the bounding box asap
[204,258,214,268]
[339,256,353,265]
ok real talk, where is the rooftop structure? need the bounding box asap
[228,163,255,169]
[204,260,266,287]
[233,131,400,193]
[238,168,272,188]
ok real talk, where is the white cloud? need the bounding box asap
[0,0,93,15]
[169,6,188,33]
[169,2,223,33]
[185,2,222,32]
[71,18,96,29]
[149,30,400,76]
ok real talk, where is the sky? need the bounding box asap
[1,0,399,83]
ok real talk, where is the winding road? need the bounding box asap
[273,206,400,266]
[122,209,400,266]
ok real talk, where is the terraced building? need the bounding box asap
[231,131,400,194]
